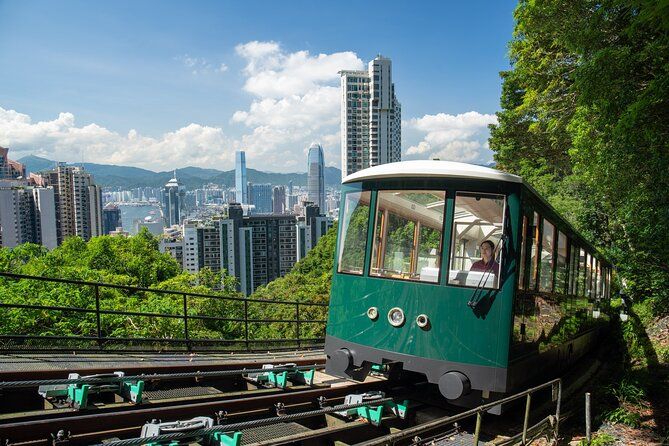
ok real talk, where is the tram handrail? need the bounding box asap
[0,271,327,352]
[355,378,562,446]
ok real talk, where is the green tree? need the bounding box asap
[490,0,669,314]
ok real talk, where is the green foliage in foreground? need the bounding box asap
[490,0,669,314]
[247,224,337,342]
[0,226,338,349]
[0,229,244,348]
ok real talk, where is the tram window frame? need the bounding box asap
[556,230,568,294]
[337,190,372,276]
[369,189,447,284]
[447,191,506,289]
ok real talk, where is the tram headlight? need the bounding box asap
[367,307,379,320]
[388,307,405,327]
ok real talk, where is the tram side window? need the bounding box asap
[569,242,579,295]
[585,253,592,297]
[337,191,371,275]
[518,215,528,290]
[579,249,587,297]
[529,212,540,290]
[370,190,445,283]
[556,231,568,294]
[539,219,555,292]
[448,192,505,289]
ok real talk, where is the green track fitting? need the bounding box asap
[121,380,144,403]
[371,363,384,372]
[294,369,315,386]
[387,400,409,419]
[269,371,288,389]
[357,404,385,427]
[67,384,90,409]
[212,431,242,446]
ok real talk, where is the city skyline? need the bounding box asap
[0,1,514,173]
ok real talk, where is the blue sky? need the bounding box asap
[0,0,517,172]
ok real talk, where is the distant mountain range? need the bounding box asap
[17,155,343,189]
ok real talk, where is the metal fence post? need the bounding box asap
[183,293,190,351]
[473,411,482,446]
[296,302,301,349]
[244,299,249,352]
[94,284,102,350]
[585,392,592,443]
[522,393,532,444]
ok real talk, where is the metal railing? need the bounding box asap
[357,378,562,446]
[0,272,328,352]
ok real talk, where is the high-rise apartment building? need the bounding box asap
[296,203,334,261]
[102,204,122,235]
[235,151,248,204]
[272,186,286,214]
[36,164,103,243]
[340,55,401,178]
[162,172,186,227]
[307,143,325,211]
[31,187,57,249]
[0,185,57,249]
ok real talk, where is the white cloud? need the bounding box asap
[0,107,235,171]
[175,54,228,76]
[2,41,497,174]
[405,111,497,164]
[231,41,363,169]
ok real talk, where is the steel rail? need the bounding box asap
[0,334,325,346]
[0,380,387,443]
[0,363,324,389]
[93,397,394,446]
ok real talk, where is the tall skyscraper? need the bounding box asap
[162,171,186,227]
[235,151,248,204]
[272,186,286,214]
[340,55,401,178]
[307,142,325,211]
[250,183,272,214]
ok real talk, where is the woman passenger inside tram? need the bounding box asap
[469,240,500,275]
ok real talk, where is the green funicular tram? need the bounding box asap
[325,160,612,412]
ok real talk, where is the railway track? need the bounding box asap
[0,351,586,446]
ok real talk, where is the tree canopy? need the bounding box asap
[490,0,669,314]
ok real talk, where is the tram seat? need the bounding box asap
[419,267,440,282]
[448,270,496,288]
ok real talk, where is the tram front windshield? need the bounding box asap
[448,192,505,289]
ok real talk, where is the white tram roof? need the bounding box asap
[342,160,522,184]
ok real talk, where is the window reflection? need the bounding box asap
[448,192,505,289]
[370,190,445,283]
[338,191,371,274]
